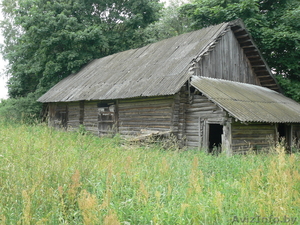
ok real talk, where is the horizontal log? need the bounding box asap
[119,102,173,109]
[186,113,225,120]
[186,136,200,142]
[187,107,220,113]
[189,102,217,108]
[121,110,173,116]
[232,140,270,146]
[232,128,274,134]
[186,143,199,148]
[119,121,171,127]
[232,124,275,130]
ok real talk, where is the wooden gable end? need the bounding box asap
[195,23,280,92]
[198,29,261,85]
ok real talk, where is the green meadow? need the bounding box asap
[0,120,299,224]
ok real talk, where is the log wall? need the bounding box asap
[231,122,276,154]
[48,98,300,154]
[199,30,260,85]
[48,103,68,129]
[185,94,227,149]
[118,96,175,136]
[171,86,189,141]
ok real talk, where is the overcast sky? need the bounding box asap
[0,10,8,100]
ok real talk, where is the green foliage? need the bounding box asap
[0,121,299,224]
[136,0,193,45]
[276,75,300,103]
[0,0,162,98]
[0,0,162,123]
[180,0,300,101]
[0,92,42,123]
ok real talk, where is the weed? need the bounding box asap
[0,120,299,224]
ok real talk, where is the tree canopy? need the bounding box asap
[0,0,162,98]
[180,0,300,101]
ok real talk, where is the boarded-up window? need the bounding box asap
[98,102,116,135]
[54,104,68,129]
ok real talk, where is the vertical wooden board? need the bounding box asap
[222,121,232,155]
[240,48,247,83]
[201,56,208,78]
[222,34,229,80]
[207,49,213,78]
[215,37,223,79]
[229,32,234,80]
[199,30,259,85]
[231,31,240,82]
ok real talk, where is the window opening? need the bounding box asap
[98,101,115,136]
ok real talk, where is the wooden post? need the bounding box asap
[222,121,232,156]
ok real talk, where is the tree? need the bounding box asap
[136,0,193,46]
[180,0,300,101]
[0,0,162,98]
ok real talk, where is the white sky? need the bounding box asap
[0,55,8,100]
[0,11,8,100]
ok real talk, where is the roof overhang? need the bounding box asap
[191,76,300,123]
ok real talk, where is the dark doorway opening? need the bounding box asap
[277,123,291,153]
[278,123,286,141]
[208,124,223,154]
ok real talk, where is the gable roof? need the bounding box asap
[38,19,279,103]
[191,76,300,123]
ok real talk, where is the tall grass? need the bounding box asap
[0,120,299,224]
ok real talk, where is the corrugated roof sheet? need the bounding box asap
[191,76,300,123]
[38,22,229,102]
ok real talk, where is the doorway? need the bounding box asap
[277,123,292,152]
[208,124,223,154]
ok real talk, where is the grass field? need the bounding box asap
[0,120,299,224]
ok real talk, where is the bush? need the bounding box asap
[0,92,43,124]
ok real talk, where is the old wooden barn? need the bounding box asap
[38,19,300,154]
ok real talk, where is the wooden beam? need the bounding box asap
[232,27,245,33]
[239,39,252,44]
[236,34,250,39]
[255,70,269,73]
[249,59,264,63]
[254,69,267,73]
[247,54,260,59]
[252,65,266,68]
[242,45,255,49]
[256,74,271,78]
[260,80,275,84]
[244,49,258,54]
